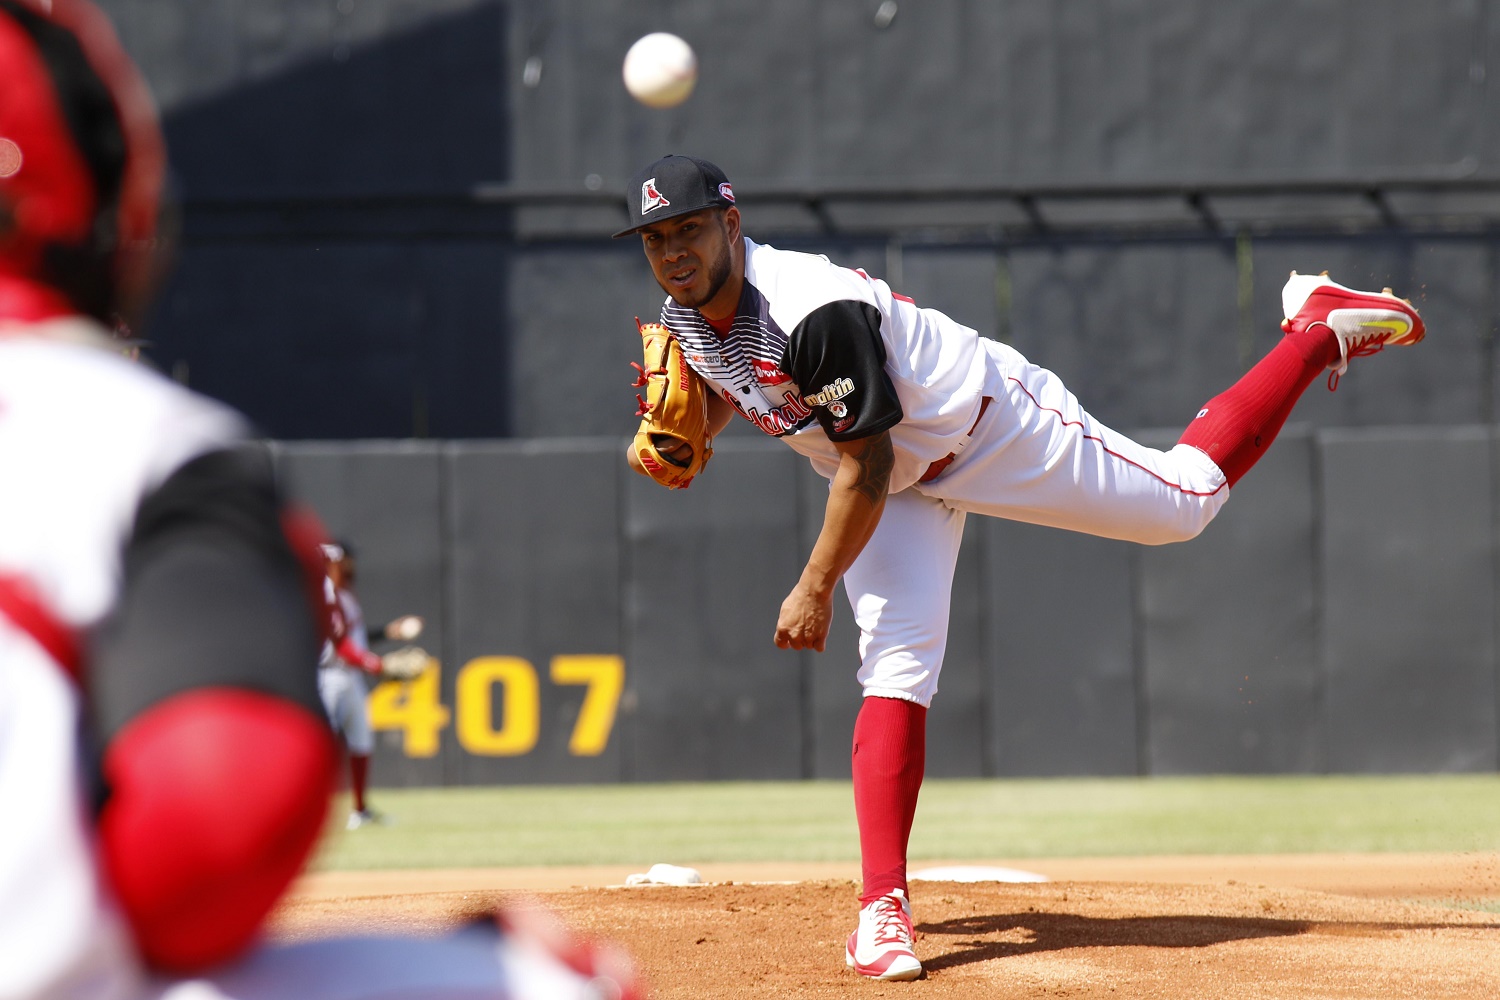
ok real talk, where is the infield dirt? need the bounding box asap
[273,854,1500,999]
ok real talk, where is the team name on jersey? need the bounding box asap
[743,396,812,435]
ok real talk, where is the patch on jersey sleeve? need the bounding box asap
[785,299,903,441]
[803,378,858,434]
[827,401,852,432]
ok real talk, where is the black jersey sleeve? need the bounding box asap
[87,442,326,746]
[780,299,903,440]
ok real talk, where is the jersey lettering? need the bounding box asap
[751,358,794,386]
[746,396,812,435]
[803,378,855,408]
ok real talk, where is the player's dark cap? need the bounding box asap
[612,154,736,238]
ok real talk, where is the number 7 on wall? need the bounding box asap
[547,655,626,755]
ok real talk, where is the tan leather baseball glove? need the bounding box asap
[631,320,714,489]
[379,646,430,682]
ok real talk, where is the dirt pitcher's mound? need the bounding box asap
[272,876,1500,999]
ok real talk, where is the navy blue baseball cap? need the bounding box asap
[612,154,737,238]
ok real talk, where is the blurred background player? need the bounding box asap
[318,538,425,829]
[617,154,1424,981]
[0,1,637,996]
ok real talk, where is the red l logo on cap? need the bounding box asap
[641,178,671,214]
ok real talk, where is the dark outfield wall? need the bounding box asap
[93,0,1500,440]
[93,0,1500,781]
[274,431,1500,786]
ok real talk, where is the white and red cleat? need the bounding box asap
[1281,271,1425,388]
[845,888,923,981]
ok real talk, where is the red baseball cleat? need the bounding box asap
[845,888,923,981]
[1281,271,1425,388]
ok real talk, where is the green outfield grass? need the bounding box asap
[311,774,1500,871]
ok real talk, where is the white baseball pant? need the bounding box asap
[847,339,1230,707]
[317,663,374,755]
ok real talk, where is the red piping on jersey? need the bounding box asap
[0,573,82,681]
[1007,377,1228,499]
[852,267,915,304]
[920,396,994,483]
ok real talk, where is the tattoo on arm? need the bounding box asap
[847,433,894,507]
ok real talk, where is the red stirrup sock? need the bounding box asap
[1177,326,1339,487]
[350,753,369,813]
[852,695,927,906]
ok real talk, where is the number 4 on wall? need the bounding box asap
[367,653,449,757]
[368,654,626,760]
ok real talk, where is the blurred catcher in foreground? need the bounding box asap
[0,2,638,997]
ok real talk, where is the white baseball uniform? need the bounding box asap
[664,237,1230,706]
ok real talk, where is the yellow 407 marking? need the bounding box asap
[368,654,625,759]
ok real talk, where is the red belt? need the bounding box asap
[919,396,993,483]
[0,573,81,681]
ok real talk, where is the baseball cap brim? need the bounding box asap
[611,203,720,239]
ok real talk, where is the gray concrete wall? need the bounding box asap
[99,0,1495,184]
[79,0,1500,784]
[507,237,1498,442]
[277,429,1500,785]
[506,0,1492,191]
[84,0,1500,441]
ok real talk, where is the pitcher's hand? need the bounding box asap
[774,583,832,652]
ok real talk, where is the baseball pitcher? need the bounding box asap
[618,154,1423,980]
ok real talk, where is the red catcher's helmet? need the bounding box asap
[0,0,166,330]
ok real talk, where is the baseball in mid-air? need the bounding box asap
[622,32,697,108]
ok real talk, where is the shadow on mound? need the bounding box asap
[918,911,1306,972]
[918,910,1500,972]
